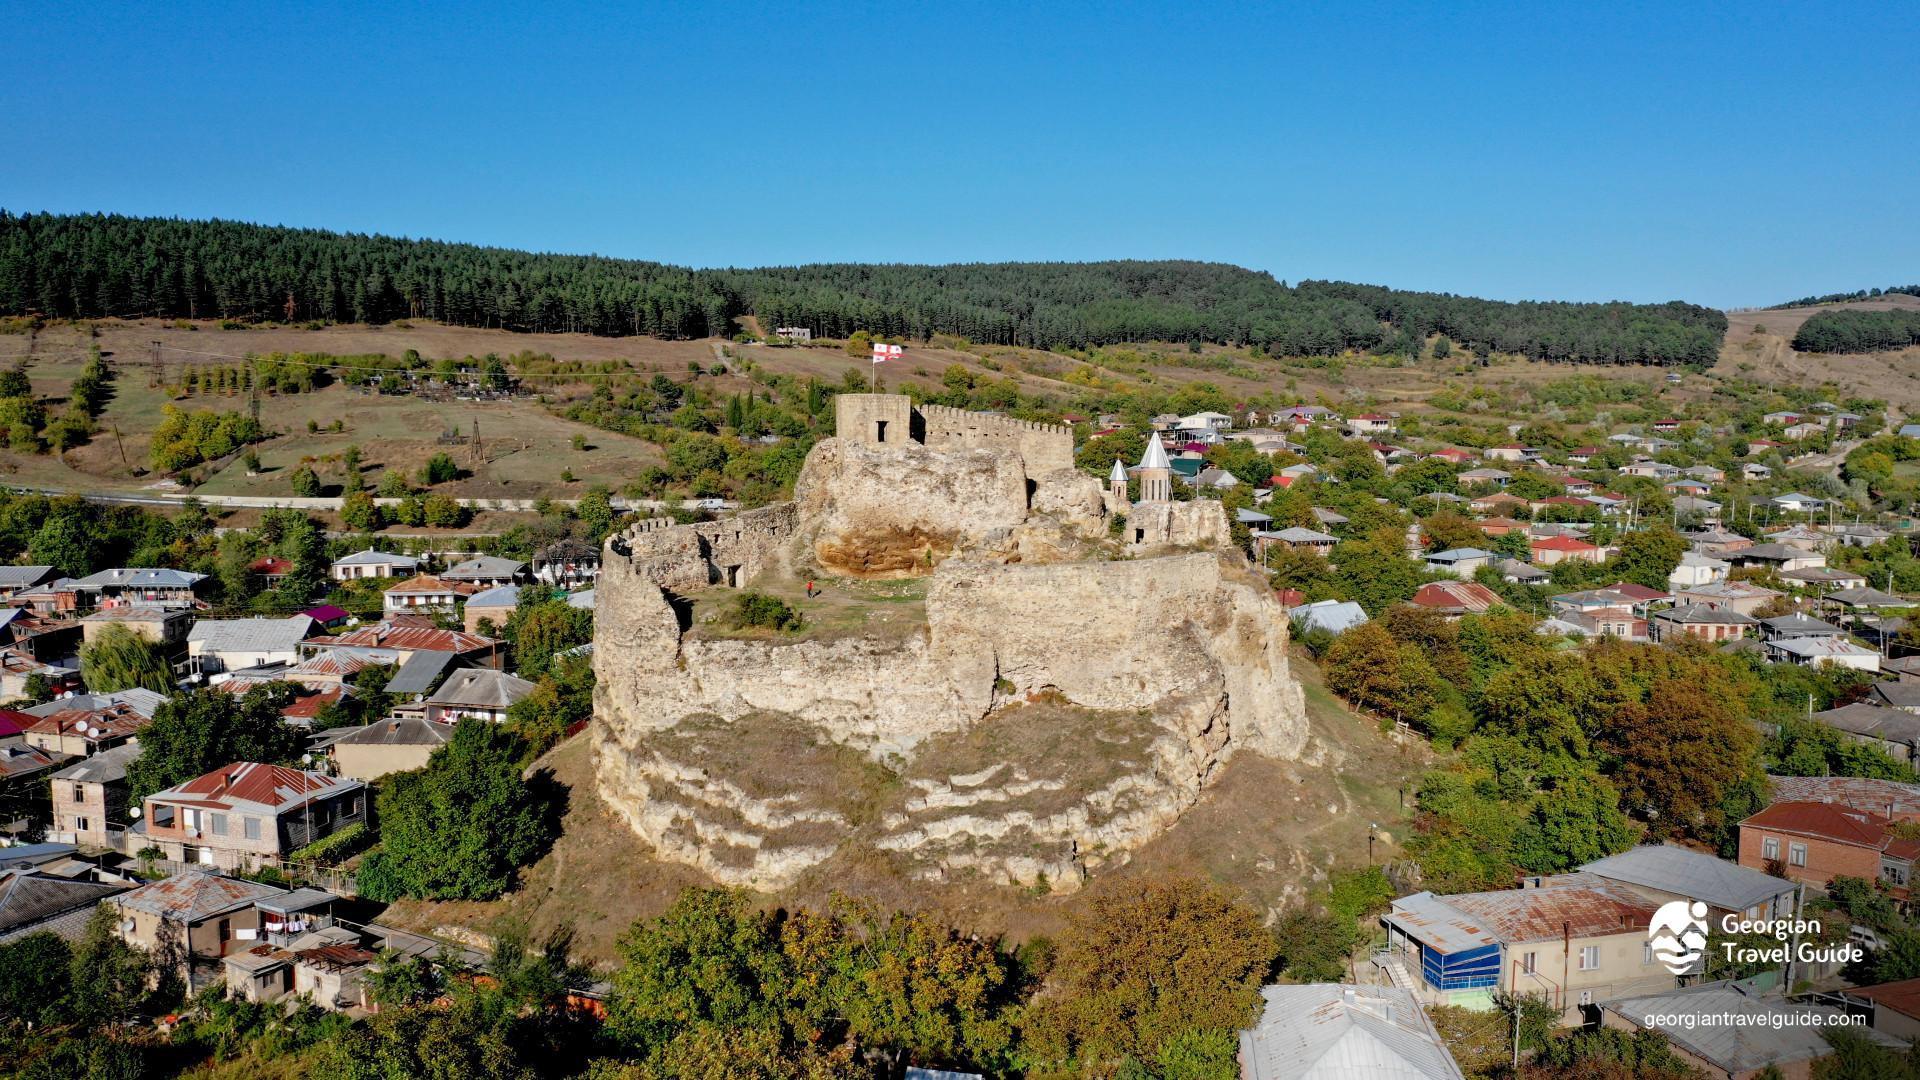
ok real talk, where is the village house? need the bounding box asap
[1578,844,1798,924]
[1673,580,1783,617]
[1732,543,1827,574]
[47,741,140,847]
[1782,421,1827,441]
[1743,462,1773,481]
[1739,800,1918,898]
[247,557,292,586]
[1779,566,1869,593]
[0,868,124,945]
[70,567,209,607]
[532,537,601,587]
[1667,551,1730,590]
[1409,581,1503,618]
[0,648,79,701]
[1605,979,1900,1079]
[1457,467,1512,487]
[1649,604,1755,644]
[136,762,367,871]
[111,871,287,988]
[1423,547,1496,579]
[19,689,166,758]
[462,584,521,635]
[1762,410,1803,426]
[80,605,192,651]
[380,574,476,613]
[188,615,318,678]
[316,716,454,782]
[1467,491,1529,515]
[329,549,421,582]
[1805,703,1920,765]
[1379,876,1673,1021]
[1838,978,1920,1046]
[1758,612,1846,641]
[1770,492,1827,515]
[0,565,59,601]
[423,668,537,724]
[1763,635,1880,672]
[1238,984,1466,1080]
[1530,534,1604,566]
[303,615,501,670]
[1346,413,1393,436]
[440,556,528,588]
[1483,444,1528,462]
[1767,775,1920,822]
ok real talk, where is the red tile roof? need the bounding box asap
[383,574,478,597]
[306,620,495,656]
[249,556,293,575]
[1532,535,1600,552]
[1742,801,1920,860]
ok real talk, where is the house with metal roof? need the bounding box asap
[1239,984,1465,1080]
[1379,876,1672,1019]
[303,616,499,669]
[48,741,141,847]
[137,762,366,871]
[440,555,528,587]
[188,615,318,676]
[1739,801,1920,898]
[319,716,455,781]
[1578,844,1799,922]
[1768,775,1920,821]
[1649,603,1755,644]
[462,584,521,635]
[329,548,421,582]
[1423,547,1496,579]
[1807,702,1920,766]
[0,868,126,945]
[1409,581,1503,618]
[425,668,536,724]
[380,573,477,613]
[111,870,287,988]
[1763,634,1880,672]
[1604,978,1901,1077]
[1291,600,1368,637]
[0,565,59,600]
[69,567,209,606]
[19,689,165,758]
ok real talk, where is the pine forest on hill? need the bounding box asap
[0,210,1726,366]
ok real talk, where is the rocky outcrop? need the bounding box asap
[793,439,1033,577]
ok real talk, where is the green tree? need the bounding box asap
[126,685,307,801]
[30,511,98,575]
[357,721,558,901]
[1612,526,1689,591]
[1023,876,1275,1076]
[607,888,790,1055]
[340,488,381,532]
[0,930,73,1024]
[78,623,175,695]
[419,452,459,486]
[289,464,323,497]
[66,904,149,1029]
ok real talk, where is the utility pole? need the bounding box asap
[150,340,163,388]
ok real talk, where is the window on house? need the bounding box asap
[1886,864,1909,886]
[71,783,84,802]
[1763,836,1780,860]
[1578,946,1600,971]
[1644,942,1654,965]
[207,813,226,836]
[75,816,89,832]
[1789,842,1808,867]
[1520,951,1536,975]
[243,817,260,840]
[152,805,175,828]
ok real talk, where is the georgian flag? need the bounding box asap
[871,343,903,362]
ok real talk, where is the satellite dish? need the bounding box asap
[128,807,141,819]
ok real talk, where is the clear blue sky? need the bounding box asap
[2,1,1914,308]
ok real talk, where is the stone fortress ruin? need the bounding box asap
[592,394,1308,892]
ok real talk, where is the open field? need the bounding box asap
[376,648,1428,965]
[5,308,1918,507]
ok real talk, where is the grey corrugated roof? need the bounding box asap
[1292,601,1368,636]
[1828,587,1914,608]
[23,689,166,720]
[383,650,457,695]
[1426,547,1495,562]
[0,870,124,935]
[442,556,527,580]
[464,585,521,608]
[1579,844,1796,913]
[188,615,317,654]
[1656,604,1756,626]
[1137,433,1171,471]
[329,716,454,748]
[427,668,535,709]
[333,548,419,566]
[113,870,284,922]
[566,589,595,609]
[0,565,54,588]
[50,741,142,784]
[1606,979,1901,1071]
[70,568,207,589]
[1241,984,1464,1080]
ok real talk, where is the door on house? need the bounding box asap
[875,420,889,443]
[217,918,231,954]
[724,565,741,587]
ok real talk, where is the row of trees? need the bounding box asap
[0,211,1727,365]
[1793,308,1920,353]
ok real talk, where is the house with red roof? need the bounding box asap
[1530,534,1605,566]
[1409,581,1504,618]
[138,762,366,870]
[1565,446,1603,464]
[248,557,293,585]
[1428,447,1475,465]
[1738,801,1920,899]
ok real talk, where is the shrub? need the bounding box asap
[726,592,802,632]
